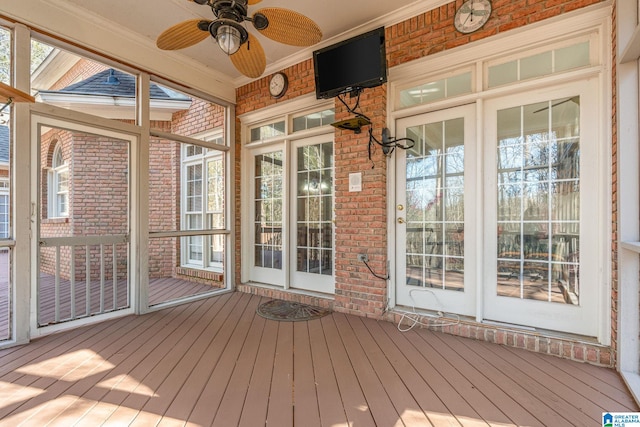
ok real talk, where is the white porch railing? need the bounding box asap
[38,234,129,325]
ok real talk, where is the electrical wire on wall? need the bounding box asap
[361,257,389,281]
[396,288,461,332]
[336,91,414,167]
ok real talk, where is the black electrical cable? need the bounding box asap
[362,258,390,281]
[336,90,415,167]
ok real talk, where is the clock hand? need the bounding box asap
[463,12,472,26]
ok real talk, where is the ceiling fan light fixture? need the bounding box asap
[217,24,242,54]
[209,20,248,55]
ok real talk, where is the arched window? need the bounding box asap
[49,144,68,218]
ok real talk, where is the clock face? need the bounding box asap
[454,0,492,34]
[269,72,288,98]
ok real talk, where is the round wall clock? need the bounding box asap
[269,72,288,99]
[454,0,492,34]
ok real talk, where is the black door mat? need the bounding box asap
[256,299,331,322]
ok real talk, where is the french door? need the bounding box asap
[290,137,334,293]
[483,80,600,336]
[395,79,602,337]
[249,135,335,294]
[395,104,477,316]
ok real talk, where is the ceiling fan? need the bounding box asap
[156,0,323,78]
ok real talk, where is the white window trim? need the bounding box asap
[386,4,612,344]
[48,144,68,218]
[179,128,225,272]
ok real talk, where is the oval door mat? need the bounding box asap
[256,299,331,322]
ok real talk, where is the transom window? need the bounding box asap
[486,40,591,89]
[250,120,285,142]
[398,71,472,109]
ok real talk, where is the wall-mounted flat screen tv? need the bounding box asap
[313,27,387,99]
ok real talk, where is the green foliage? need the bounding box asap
[0,29,9,84]
[0,27,55,84]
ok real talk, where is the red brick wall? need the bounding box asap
[39,128,129,280]
[148,120,177,279]
[386,0,602,69]
[235,0,614,366]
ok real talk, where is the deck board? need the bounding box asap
[436,331,580,426]
[265,321,294,427]
[292,321,322,427]
[518,347,638,408]
[469,337,624,417]
[320,314,377,427]
[187,293,261,426]
[0,293,634,426]
[210,297,267,427]
[372,319,468,427]
[237,317,279,427]
[345,315,432,427]
[307,317,348,427]
[404,326,511,426]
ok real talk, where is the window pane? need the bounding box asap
[292,109,336,133]
[399,72,471,108]
[556,42,590,72]
[404,117,465,292]
[254,151,283,270]
[250,120,285,142]
[488,61,518,88]
[296,142,333,275]
[521,51,552,80]
[495,96,581,304]
[447,72,472,97]
[207,157,224,229]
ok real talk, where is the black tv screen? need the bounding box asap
[313,27,387,99]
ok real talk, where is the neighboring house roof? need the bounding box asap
[41,68,191,100]
[0,126,8,163]
[35,68,192,120]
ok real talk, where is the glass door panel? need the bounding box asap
[484,79,599,336]
[396,105,476,315]
[250,148,285,285]
[291,138,334,293]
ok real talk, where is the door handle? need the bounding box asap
[397,217,405,224]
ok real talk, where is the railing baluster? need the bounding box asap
[100,244,105,314]
[54,245,60,323]
[37,235,129,325]
[70,245,75,320]
[86,245,90,316]
[112,243,117,310]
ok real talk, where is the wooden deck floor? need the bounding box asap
[0,292,635,426]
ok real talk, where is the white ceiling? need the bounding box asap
[57,0,429,84]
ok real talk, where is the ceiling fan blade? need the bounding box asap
[156,19,211,50]
[230,33,266,78]
[254,8,322,46]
